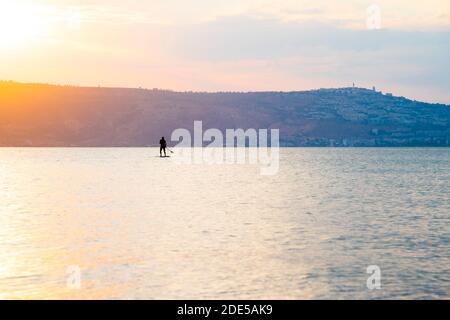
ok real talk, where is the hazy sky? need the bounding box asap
[1,0,449,103]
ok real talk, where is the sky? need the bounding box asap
[0,0,449,103]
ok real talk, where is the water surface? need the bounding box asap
[0,148,448,299]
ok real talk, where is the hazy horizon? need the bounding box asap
[1,80,448,106]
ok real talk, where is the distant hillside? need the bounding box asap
[1,81,449,147]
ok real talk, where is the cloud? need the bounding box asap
[35,0,450,29]
[167,15,450,59]
[162,15,450,102]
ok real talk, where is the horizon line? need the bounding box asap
[1,80,448,106]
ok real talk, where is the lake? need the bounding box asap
[0,148,448,299]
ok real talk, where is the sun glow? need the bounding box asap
[0,1,49,49]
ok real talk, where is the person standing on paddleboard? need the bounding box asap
[159,137,167,157]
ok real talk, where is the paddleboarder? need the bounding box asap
[160,136,167,157]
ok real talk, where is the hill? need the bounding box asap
[1,81,449,147]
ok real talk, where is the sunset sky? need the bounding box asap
[1,0,449,103]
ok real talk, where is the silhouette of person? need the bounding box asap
[159,136,167,157]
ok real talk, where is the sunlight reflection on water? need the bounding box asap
[0,148,449,299]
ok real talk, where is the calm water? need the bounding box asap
[0,148,448,299]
